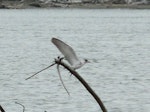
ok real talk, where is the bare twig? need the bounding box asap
[25,63,56,80]
[57,64,70,95]
[0,105,5,112]
[15,102,25,112]
[55,58,107,112]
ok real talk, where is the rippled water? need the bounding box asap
[0,9,150,112]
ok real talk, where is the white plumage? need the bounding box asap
[51,38,89,69]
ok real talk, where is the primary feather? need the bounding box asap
[51,38,80,66]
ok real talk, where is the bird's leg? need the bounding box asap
[56,64,70,96]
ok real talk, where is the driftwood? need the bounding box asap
[26,57,107,112]
[0,105,5,112]
[0,58,107,112]
[55,58,107,112]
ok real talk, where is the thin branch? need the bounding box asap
[26,63,56,80]
[15,102,25,112]
[57,64,70,95]
[55,58,107,112]
[0,105,5,112]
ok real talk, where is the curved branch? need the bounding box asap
[55,59,107,112]
[15,102,25,112]
[57,64,70,95]
[0,105,5,112]
[26,63,56,80]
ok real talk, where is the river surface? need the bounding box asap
[0,9,150,112]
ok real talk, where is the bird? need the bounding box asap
[51,38,89,70]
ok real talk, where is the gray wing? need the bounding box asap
[51,38,80,65]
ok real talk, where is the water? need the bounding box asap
[0,9,150,112]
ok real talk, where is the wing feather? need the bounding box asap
[51,38,80,65]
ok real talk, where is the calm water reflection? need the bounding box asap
[0,9,150,112]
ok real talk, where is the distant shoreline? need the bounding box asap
[66,3,150,9]
[1,1,150,9]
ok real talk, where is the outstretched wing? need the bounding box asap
[51,38,80,65]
